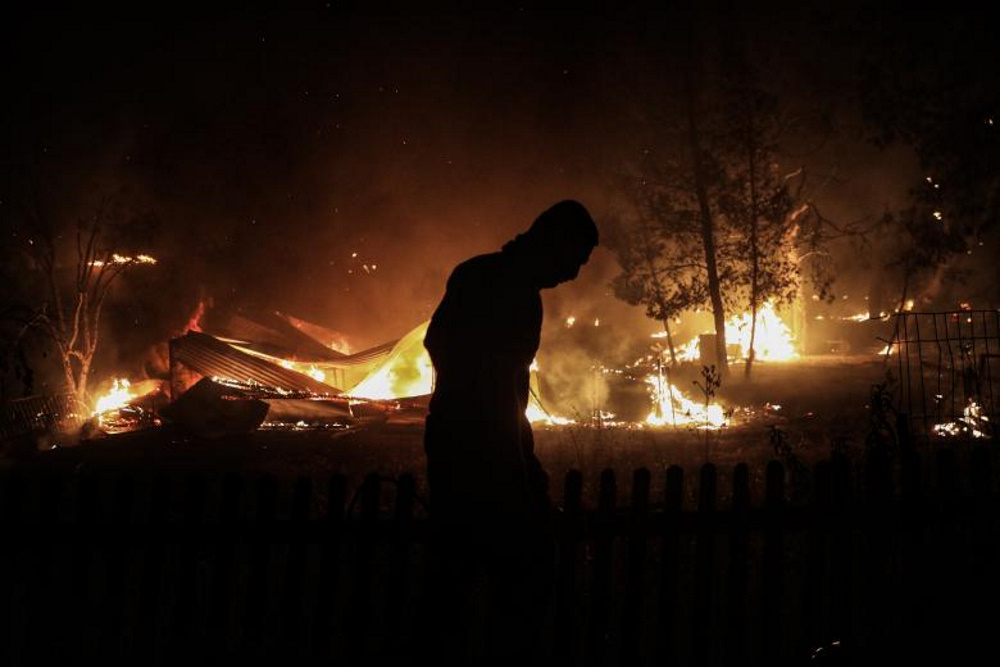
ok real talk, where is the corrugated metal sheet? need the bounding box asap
[170,332,340,395]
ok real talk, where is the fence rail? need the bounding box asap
[1,447,998,666]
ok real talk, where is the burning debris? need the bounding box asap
[90,378,163,434]
[933,399,991,439]
[673,302,799,363]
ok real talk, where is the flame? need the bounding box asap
[526,359,575,425]
[89,254,157,268]
[525,400,575,425]
[673,302,798,363]
[725,303,798,361]
[348,322,434,400]
[933,399,991,439]
[92,378,138,425]
[677,337,701,362]
[644,374,726,428]
[276,359,330,385]
[565,316,576,327]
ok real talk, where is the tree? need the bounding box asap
[17,196,157,410]
[608,159,714,367]
[858,10,1000,307]
[715,50,805,378]
[610,39,845,379]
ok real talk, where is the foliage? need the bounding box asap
[858,15,999,307]
[609,41,847,377]
[865,374,899,455]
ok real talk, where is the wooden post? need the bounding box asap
[100,474,136,659]
[829,456,852,646]
[311,474,346,659]
[0,471,23,665]
[587,468,616,667]
[658,465,683,663]
[899,447,924,654]
[171,473,207,657]
[136,473,171,663]
[726,463,751,664]
[206,472,243,659]
[29,471,67,662]
[863,448,893,656]
[68,471,101,659]
[279,476,313,656]
[620,468,650,667]
[694,463,717,667]
[383,473,415,660]
[761,460,785,663]
[346,473,380,662]
[553,469,583,666]
[243,475,278,658]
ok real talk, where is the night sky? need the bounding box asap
[4,6,996,387]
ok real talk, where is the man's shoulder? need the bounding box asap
[449,252,506,286]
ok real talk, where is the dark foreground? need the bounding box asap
[2,431,997,666]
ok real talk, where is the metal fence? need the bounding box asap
[0,392,84,444]
[889,311,999,441]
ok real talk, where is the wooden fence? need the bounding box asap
[1,445,998,666]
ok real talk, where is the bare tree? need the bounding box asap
[23,197,156,409]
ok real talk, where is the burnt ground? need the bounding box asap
[1,355,906,516]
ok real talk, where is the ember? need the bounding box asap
[933,399,991,439]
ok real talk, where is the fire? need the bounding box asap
[92,378,138,425]
[277,359,329,385]
[348,322,434,400]
[525,400,575,425]
[644,374,727,428]
[677,337,701,362]
[89,254,157,268]
[672,302,798,363]
[526,359,575,425]
[844,311,883,322]
[933,399,991,439]
[565,316,576,327]
[726,303,798,361]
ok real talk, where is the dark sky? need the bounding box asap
[4,6,990,368]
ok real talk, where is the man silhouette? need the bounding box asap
[421,200,598,665]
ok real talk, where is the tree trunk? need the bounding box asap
[745,111,761,380]
[661,318,678,366]
[683,74,729,376]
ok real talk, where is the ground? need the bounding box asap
[2,355,904,517]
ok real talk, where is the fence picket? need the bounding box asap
[658,465,684,663]
[620,467,650,666]
[346,472,380,662]
[587,468,616,667]
[726,463,751,664]
[279,475,312,656]
[311,474,346,659]
[762,460,785,663]
[553,469,583,666]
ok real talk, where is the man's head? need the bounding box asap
[504,200,598,288]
